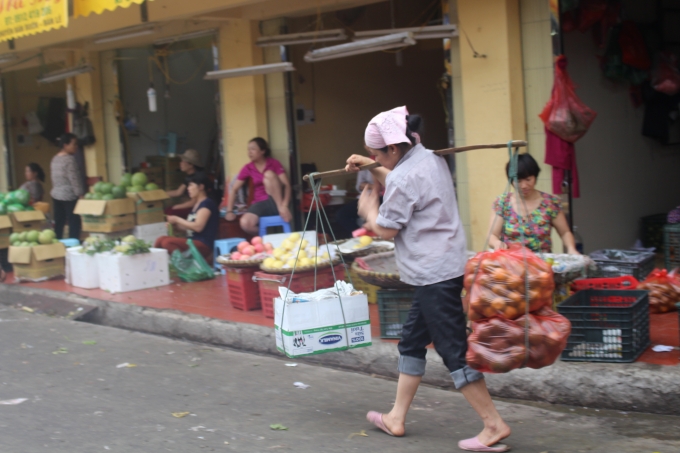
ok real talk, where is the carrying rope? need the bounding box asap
[279,173,352,357]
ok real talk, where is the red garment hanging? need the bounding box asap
[545,127,580,198]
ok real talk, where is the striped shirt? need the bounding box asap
[50,154,84,201]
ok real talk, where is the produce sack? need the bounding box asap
[464,244,554,321]
[539,55,597,143]
[466,307,571,373]
[637,268,680,313]
[169,239,215,282]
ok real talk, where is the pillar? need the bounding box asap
[0,82,8,192]
[73,51,108,179]
[100,50,125,183]
[456,0,527,250]
[217,20,269,180]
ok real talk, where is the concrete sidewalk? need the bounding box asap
[2,282,679,416]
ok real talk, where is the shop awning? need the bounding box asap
[74,0,153,19]
[0,1,69,43]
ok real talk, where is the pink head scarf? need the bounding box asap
[364,106,419,149]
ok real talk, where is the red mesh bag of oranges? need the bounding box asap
[466,307,571,373]
[638,268,680,314]
[463,244,555,321]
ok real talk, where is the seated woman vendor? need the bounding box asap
[224,137,292,235]
[488,153,579,254]
[155,173,219,264]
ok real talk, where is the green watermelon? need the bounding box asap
[144,183,159,191]
[24,206,34,211]
[131,172,148,187]
[17,232,27,242]
[13,189,29,206]
[93,182,104,193]
[92,193,104,201]
[111,186,126,199]
[84,193,93,200]
[121,173,132,187]
[7,203,24,213]
[102,194,114,201]
[26,231,39,243]
[9,232,19,244]
[0,192,5,202]
[128,185,143,193]
[0,202,6,215]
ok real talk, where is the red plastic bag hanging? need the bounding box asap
[637,268,680,313]
[539,55,597,143]
[578,0,608,32]
[466,307,571,373]
[619,21,651,70]
[463,244,554,322]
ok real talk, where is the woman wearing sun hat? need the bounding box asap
[345,106,511,452]
[165,149,205,219]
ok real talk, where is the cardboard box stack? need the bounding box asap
[127,190,169,225]
[10,211,46,233]
[8,242,66,282]
[74,198,136,233]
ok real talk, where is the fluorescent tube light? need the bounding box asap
[256,29,347,47]
[154,29,216,46]
[204,62,295,80]
[94,28,155,44]
[37,65,94,84]
[354,24,458,40]
[304,32,415,63]
[0,53,17,65]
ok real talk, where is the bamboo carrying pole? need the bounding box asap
[302,140,528,181]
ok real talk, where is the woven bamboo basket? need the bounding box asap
[351,251,412,289]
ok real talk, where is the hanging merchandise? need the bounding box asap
[577,0,607,32]
[618,21,651,70]
[651,51,680,96]
[539,55,597,143]
[147,84,157,112]
[72,102,96,147]
[600,24,649,85]
[545,127,580,198]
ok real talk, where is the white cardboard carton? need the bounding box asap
[133,222,167,246]
[96,248,170,293]
[274,293,371,358]
[65,248,99,289]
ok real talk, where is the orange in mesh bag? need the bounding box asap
[638,269,680,314]
[466,307,571,373]
[463,244,554,321]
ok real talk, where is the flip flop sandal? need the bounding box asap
[366,411,396,437]
[458,436,510,452]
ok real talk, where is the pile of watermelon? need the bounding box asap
[84,172,160,200]
[0,189,33,215]
[10,228,58,247]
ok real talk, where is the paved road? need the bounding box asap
[0,306,678,453]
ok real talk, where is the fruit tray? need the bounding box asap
[259,258,340,274]
[352,252,412,289]
[336,238,394,259]
[216,256,265,268]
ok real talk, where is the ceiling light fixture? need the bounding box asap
[354,24,458,40]
[304,32,415,63]
[256,29,347,47]
[37,65,94,84]
[93,28,156,45]
[204,62,295,80]
[154,29,216,46]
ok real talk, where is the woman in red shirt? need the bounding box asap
[225,138,292,235]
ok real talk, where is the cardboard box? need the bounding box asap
[133,222,167,246]
[88,229,134,241]
[10,210,46,233]
[128,190,169,225]
[65,248,99,289]
[74,198,136,233]
[96,248,170,293]
[274,294,371,358]
[0,215,11,249]
[8,243,66,282]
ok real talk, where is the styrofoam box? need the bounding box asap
[133,222,167,246]
[96,248,170,293]
[65,247,99,289]
[274,293,371,358]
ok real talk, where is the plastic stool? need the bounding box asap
[214,238,245,274]
[59,238,80,248]
[259,215,291,237]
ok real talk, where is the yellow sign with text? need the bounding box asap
[0,0,68,43]
[74,0,149,18]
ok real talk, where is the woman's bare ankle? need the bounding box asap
[382,412,406,437]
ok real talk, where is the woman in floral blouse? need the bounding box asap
[488,153,579,254]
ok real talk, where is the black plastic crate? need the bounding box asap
[557,290,650,363]
[664,224,680,270]
[377,289,414,339]
[590,249,655,281]
[640,213,667,250]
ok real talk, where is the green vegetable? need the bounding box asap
[131,172,148,187]
[111,186,126,199]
